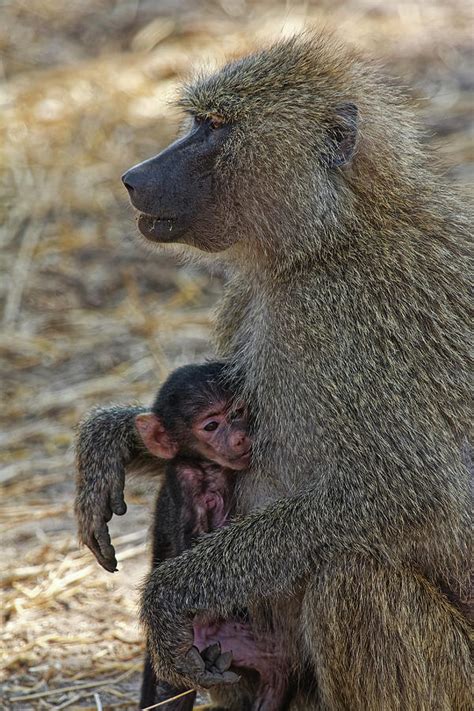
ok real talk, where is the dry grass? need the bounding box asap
[1,0,472,708]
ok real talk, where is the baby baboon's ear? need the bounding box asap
[135,413,178,459]
[323,103,358,167]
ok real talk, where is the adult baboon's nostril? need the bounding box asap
[121,171,136,194]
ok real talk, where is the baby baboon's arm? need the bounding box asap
[74,404,156,571]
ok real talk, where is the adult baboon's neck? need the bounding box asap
[223,227,345,282]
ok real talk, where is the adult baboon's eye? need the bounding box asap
[208,115,225,130]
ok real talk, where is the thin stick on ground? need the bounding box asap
[53,692,86,710]
[141,689,196,710]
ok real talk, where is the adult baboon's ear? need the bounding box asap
[135,413,178,459]
[323,103,358,168]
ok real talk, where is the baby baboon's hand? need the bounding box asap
[74,458,127,572]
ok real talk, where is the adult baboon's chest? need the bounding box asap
[233,286,329,490]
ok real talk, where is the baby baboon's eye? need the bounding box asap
[203,421,219,432]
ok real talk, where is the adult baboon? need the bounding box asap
[88,33,472,709]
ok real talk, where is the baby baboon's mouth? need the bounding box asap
[137,212,180,242]
[229,449,252,469]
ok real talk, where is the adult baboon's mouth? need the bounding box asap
[137,212,179,241]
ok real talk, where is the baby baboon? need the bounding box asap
[75,362,250,571]
[91,32,471,709]
[76,363,290,711]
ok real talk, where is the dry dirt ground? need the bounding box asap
[1,1,472,708]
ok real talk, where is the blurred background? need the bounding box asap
[1,0,472,707]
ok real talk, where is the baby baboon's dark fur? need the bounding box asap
[75,404,150,572]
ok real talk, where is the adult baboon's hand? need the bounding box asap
[140,563,240,689]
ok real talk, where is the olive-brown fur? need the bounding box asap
[133,32,472,709]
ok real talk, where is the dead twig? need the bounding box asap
[54,692,86,710]
[141,688,196,710]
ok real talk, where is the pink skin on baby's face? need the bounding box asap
[190,400,251,471]
[135,400,252,471]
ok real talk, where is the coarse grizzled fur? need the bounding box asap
[140,32,472,710]
[81,30,472,710]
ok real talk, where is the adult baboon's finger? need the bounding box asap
[103,501,113,523]
[184,646,206,672]
[202,643,221,665]
[213,651,233,673]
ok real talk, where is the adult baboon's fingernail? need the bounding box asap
[214,651,232,672]
[202,643,221,664]
[186,646,205,671]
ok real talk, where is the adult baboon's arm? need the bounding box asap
[140,458,450,688]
